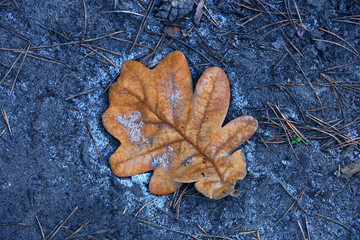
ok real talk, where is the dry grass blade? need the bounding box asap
[306,114,359,151]
[82,45,117,67]
[194,233,234,240]
[0,128,5,137]
[335,19,360,26]
[274,185,308,226]
[254,0,303,57]
[0,43,28,85]
[10,43,30,95]
[318,27,358,55]
[266,102,300,160]
[249,19,290,34]
[10,0,19,9]
[280,183,309,215]
[65,88,96,101]
[35,215,45,239]
[0,222,33,226]
[197,223,207,234]
[83,0,87,39]
[129,0,155,53]
[65,219,91,239]
[298,220,306,240]
[194,28,228,65]
[239,229,261,235]
[0,22,29,41]
[46,206,78,240]
[176,39,215,65]
[283,44,324,116]
[53,14,69,40]
[136,218,198,239]
[305,217,310,240]
[109,36,154,50]
[315,213,354,234]
[1,109,12,137]
[0,47,63,65]
[273,200,296,226]
[81,43,122,56]
[30,30,126,50]
[95,139,116,160]
[134,199,156,218]
[323,61,358,72]
[285,0,299,36]
[35,21,69,40]
[292,185,308,214]
[292,0,302,23]
[313,39,358,57]
[85,120,99,156]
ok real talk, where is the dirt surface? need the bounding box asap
[1,0,359,239]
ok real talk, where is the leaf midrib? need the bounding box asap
[124,88,225,183]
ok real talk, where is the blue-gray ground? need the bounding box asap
[0,0,359,239]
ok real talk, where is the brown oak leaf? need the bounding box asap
[102,51,258,199]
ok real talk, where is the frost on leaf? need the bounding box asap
[102,51,258,199]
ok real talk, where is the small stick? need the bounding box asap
[65,88,96,101]
[0,129,5,137]
[85,120,99,156]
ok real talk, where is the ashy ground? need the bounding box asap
[0,0,359,239]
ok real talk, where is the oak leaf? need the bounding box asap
[103,51,258,199]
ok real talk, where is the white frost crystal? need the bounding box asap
[117,111,147,143]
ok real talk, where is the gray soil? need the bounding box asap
[0,0,359,239]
